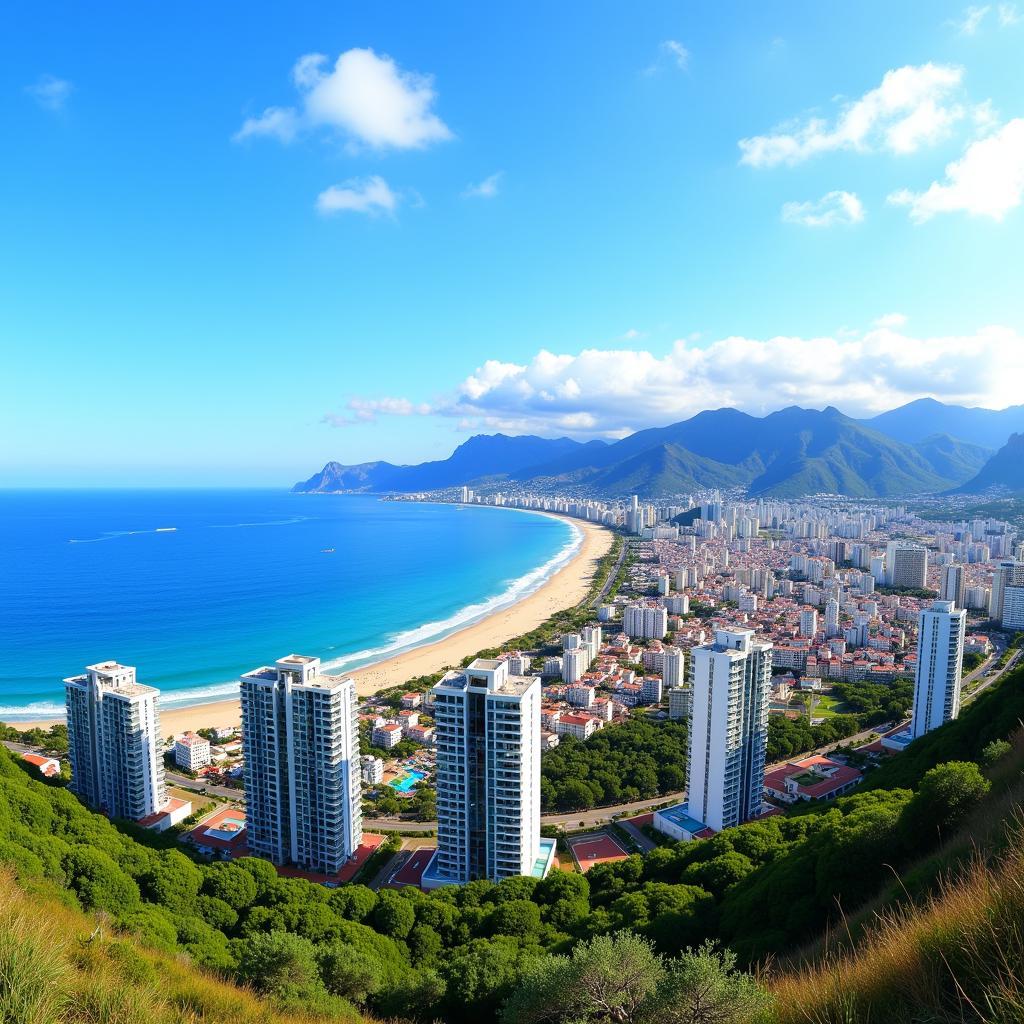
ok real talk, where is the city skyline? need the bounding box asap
[4,1,1024,486]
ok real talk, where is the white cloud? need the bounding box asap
[739,63,966,167]
[662,40,690,69]
[888,118,1024,221]
[462,172,503,199]
[953,5,991,34]
[643,39,690,75]
[324,396,433,427]
[26,74,72,111]
[385,325,1024,437]
[781,190,865,227]
[235,47,452,151]
[316,176,399,217]
[873,312,908,328]
[235,106,299,143]
[999,3,1021,24]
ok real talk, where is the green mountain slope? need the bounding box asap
[912,432,992,483]
[955,432,1024,494]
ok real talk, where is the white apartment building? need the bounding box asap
[373,722,404,749]
[992,560,1024,626]
[64,661,167,821]
[1001,586,1024,632]
[542,656,564,678]
[581,625,603,661]
[361,755,385,785]
[562,646,589,685]
[799,608,818,638]
[686,628,773,832]
[240,655,362,875]
[825,599,840,638]
[424,658,552,887]
[555,713,600,741]
[910,601,967,739]
[174,731,211,772]
[624,602,669,640]
[668,685,692,721]
[939,564,966,609]
[886,542,929,589]
[566,683,596,708]
[661,646,685,689]
[504,654,533,676]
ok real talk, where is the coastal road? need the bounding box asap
[585,535,629,610]
[164,769,244,802]
[360,790,687,835]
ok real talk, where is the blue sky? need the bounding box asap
[3,1,1023,485]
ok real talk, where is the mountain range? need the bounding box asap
[295,400,1022,499]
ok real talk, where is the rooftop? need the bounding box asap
[655,802,712,836]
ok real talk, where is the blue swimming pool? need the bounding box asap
[390,769,427,792]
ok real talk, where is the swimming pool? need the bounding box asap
[206,815,246,840]
[390,769,427,793]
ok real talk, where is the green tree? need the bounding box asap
[235,931,323,999]
[328,883,378,922]
[503,931,663,1024]
[317,942,383,1003]
[203,860,258,910]
[900,760,991,847]
[653,941,772,1024]
[982,738,1012,766]
[488,899,542,939]
[371,889,416,939]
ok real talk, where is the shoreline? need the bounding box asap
[5,513,615,736]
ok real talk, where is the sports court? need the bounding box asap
[568,830,630,872]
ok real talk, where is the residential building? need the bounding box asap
[424,658,553,887]
[373,723,404,749]
[886,542,928,589]
[824,598,840,638]
[240,655,362,874]
[1002,586,1024,632]
[64,661,167,821]
[661,646,685,689]
[910,601,967,739]
[939,564,966,608]
[566,683,596,708]
[992,560,1024,623]
[361,755,385,785]
[668,685,692,721]
[686,628,773,832]
[763,755,862,804]
[174,731,211,771]
[555,713,601,740]
[799,608,818,638]
[624,602,669,640]
[562,646,589,685]
[21,752,60,777]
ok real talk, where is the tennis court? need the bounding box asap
[568,831,630,872]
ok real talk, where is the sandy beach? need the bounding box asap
[7,515,614,737]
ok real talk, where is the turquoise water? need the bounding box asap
[0,490,579,719]
[389,770,427,792]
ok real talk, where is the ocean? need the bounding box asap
[0,490,580,720]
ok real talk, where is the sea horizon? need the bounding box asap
[0,489,581,721]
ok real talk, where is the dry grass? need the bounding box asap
[0,878,368,1024]
[770,816,1024,1024]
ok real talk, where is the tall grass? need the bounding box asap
[771,817,1024,1023]
[0,879,367,1024]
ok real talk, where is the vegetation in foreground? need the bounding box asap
[0,874,365,1024]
